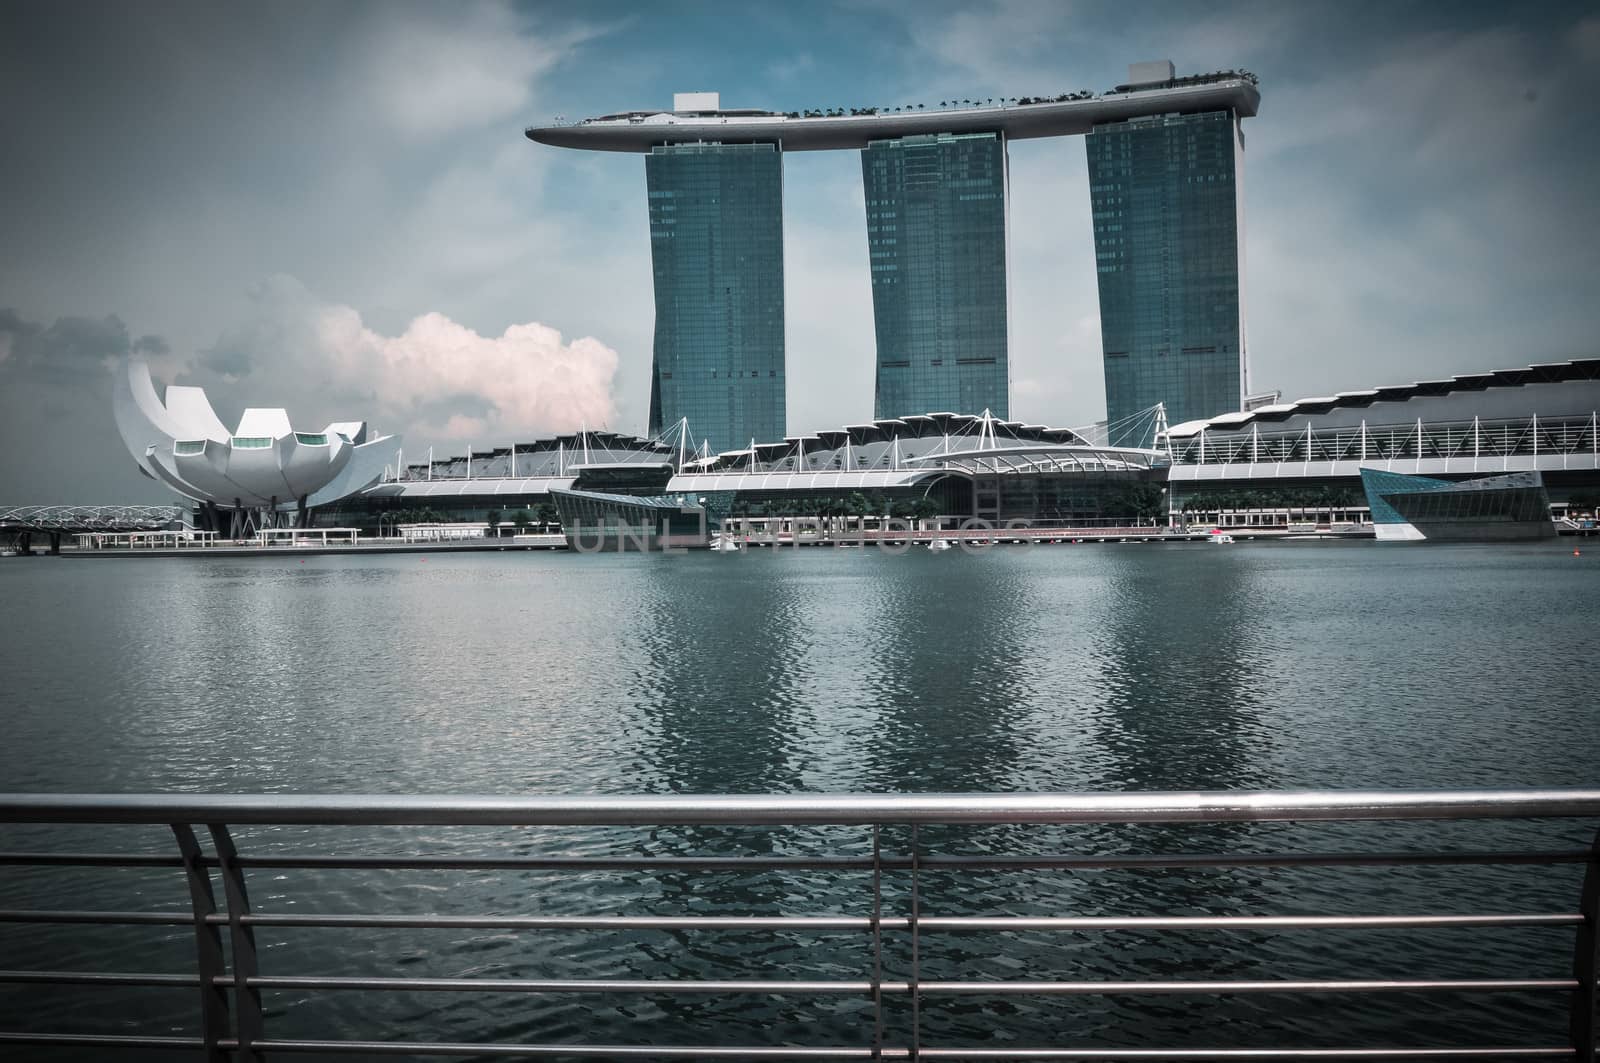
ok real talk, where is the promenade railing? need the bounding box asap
[0,789,1596,1059]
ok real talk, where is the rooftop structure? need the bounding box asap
[338,411,1163,532]
[1163,358,1600,515]
[526,72,1260,153]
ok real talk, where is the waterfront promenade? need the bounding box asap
[21,524,1381,559]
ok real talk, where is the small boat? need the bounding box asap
[1210,531,1236,544]
[834,540,861,549]
[709,536,742,552]
[926,538,952,552]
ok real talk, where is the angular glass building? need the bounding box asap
[1088,108,1247,430]
[646,142,785,454]
[1359,468,1555,542]
[863,132,1009,419]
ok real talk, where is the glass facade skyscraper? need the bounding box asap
[646,142,785,454]
[1087,109,1246,431]
[863,132,1009,419]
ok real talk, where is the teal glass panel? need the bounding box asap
[229,437,273,449]
[173,440,206,456]
[862,132,1008,419]
[646,142,785,454]
[294,433,328,446]
[1360,468,1452,524]
[1088,110,1243,429]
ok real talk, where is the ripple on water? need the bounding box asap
[1,543,1596,1051]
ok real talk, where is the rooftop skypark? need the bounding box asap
[526,68,1260,152]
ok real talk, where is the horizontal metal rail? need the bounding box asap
[0,788,1595,1059]
[0,969,1581,996]
[5,788,1600,824]
[0,1032,1581,1059]
[0,909,1585,932]
[2,846,1594,871]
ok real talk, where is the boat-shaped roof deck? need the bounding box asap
[527,78,1259,154]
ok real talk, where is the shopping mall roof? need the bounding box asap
[1165,358,1600,439]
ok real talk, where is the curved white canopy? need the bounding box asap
[113,358,400,510]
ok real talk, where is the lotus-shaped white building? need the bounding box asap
[113,359,401,535]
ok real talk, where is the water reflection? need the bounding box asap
[856,550,1040,793]
[628,554,813,793]
[1085,547,1277,792]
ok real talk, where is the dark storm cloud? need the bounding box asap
[195,344,254,379]
[0,309,163,384]
[0,308,170,503]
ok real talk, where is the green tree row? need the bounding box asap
[729,494,943,521]
[1178,485,1366,512]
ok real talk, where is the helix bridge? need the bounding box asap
[0,505,187,554]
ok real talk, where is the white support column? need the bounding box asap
[1359,420,1368,464]
[1415,419,1423,473]
[467,443,472,480]
[1473,416,1480,473]
[1252,423,1259,464]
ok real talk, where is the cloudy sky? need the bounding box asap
[2,0,1596,502]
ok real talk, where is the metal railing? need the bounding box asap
[0,789,1596,1059]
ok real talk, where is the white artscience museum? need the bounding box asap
[113,359,401,536]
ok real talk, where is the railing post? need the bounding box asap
[909,823,921,1063]
[210,824,265,1061]
[869,824,884,1059]
[1573,827,1599,1062]
[171,824,230,1063]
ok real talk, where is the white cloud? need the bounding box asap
[354,2,582,140]
[315,303,619,440]
[195,276,620,444]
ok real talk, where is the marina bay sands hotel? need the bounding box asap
[526,61,1261,453]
